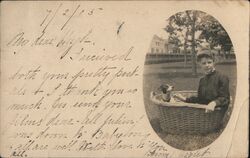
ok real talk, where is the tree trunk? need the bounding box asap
[184,46,187,68]
[191,18,197,76]
[183,30,188,68]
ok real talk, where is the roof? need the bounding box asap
[152,34,166,42]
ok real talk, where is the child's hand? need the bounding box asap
[173,93,186,102]
[205,101,217,113]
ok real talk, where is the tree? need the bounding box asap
[165,10,233,75]
[165,12,188,67]
[198,16,233,57]
[165,10,203,75]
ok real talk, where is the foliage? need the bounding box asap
[198,16,233,51]
[165,10,232,51]
[164,10,233,75]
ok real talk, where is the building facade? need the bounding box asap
[148,35,167,54]
[148,35,180,54]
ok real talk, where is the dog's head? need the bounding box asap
[158,84,174,94]
[158,84,174,102]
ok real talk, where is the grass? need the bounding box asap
[143,61,236,150]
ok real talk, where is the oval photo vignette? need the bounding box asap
[143,10,236,151]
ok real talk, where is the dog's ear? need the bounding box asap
[159,84,169,94]
[158,84,166,91]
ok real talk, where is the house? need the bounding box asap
[148,35,181,54]
[148,35,167,54]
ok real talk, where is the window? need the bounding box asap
[156,42,160,46]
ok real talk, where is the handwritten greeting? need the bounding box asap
[1,2,212,158]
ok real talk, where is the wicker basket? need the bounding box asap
[150,91,227,135]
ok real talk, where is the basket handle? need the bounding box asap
[150,91,222,110]
[182,104,222,111]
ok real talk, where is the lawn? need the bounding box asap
[143,61,237,150]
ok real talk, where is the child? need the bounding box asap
[174,50,230,112]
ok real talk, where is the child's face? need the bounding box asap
[199,57,215,74]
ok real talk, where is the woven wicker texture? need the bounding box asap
[154,91,227,135]
[158,106,226,135]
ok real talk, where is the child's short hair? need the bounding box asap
[197,49,214,62]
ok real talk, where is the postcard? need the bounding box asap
[0,1,248,158]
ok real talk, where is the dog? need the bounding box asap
[151,84,174,102]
